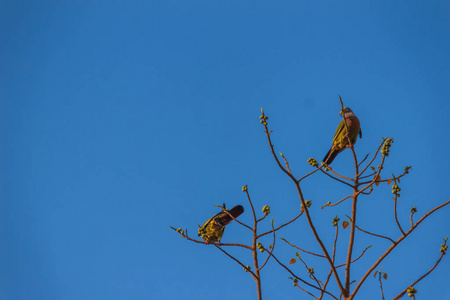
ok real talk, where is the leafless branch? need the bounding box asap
[320,168,355,188]
[258,221,277,270]
[213,243,257,280]
[327,195,352,207]
[354,223,396,244]
[281,238,326,258]
[258,211,303,238]
[336,245,372,268]
[328,167,354,182]
[358,139,386,177]
[357,153,370,168]
[394,194,406,236]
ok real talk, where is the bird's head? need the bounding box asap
[340,107,353,116]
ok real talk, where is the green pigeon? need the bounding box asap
[198,205,244,244]
[323,107,362,165]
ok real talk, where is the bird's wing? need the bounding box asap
[332,119,346,145]
[215,205,244,226]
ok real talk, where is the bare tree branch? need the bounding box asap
[281,238,326,258]
[353,224,396,244]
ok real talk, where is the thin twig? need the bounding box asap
[327,195,352,207]
[246,189,263,300]
[320,169,355,188]
[394,194,406,236]
[213,243,257,280]
[336,246,372,268]
[298,166,324,183]
[356,157,386,196]
[378,272,385,300]
[266,251,339,300]
[328,167,354,182]
[257,211,304,238]
[357,153,371,168]
[358,139,386,177]
[319,225,339,300]
[296,253,323,290]
[359,171,376,180]
[262,119,297,182]
[344,188,358,296]
[359,170,409,186]
[281,238,326,258]
[258,220,277,270]
[354,224,396,244]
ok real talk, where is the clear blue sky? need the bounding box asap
[1,1,449,299]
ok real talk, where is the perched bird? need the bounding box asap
[323,107,362,165]
[198,205,244,244]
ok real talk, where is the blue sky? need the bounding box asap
[1,1,449,299]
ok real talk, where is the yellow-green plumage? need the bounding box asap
[323,107,362,165]
[198,205,244,244]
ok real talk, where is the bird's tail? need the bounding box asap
[216,205,244,226]
[323,148,340,165]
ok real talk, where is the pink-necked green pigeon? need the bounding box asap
[197,205,244,244]
[323,107,362,165]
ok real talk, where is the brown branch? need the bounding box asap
[357,153,370,168]
[344,190,358,295]
[281,238,326,258]
[328,167,354,182]
[295,252,323,290]
[336,246,372,268]
[258,211,303,238]
[359,171,376,180]
[267,251,339,300]
[350,199,450,299]
[213,243,257,280]
[262,118,297,182]
[246,189,263,300]
[359,170,409,185]
[319,225,339,300]
[293,283,319,299]
[281,154,293,174]
[256,213,268,223]
[358,139,386,177]
[320,169,355,188]
[258,220,276,270]
[377,272,385,300]
[327,195,352,207]
[355,154,387,196]
[298,166,324,183]
[294,182,346,295]
[354,224,395,244]
[394,194,406,236]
